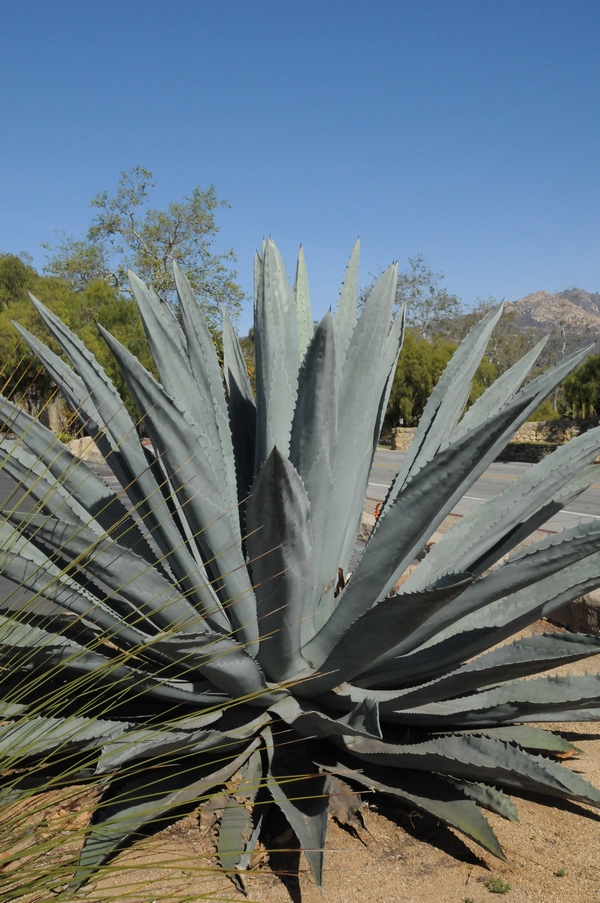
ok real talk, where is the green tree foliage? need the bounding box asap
[0,254,152,420]
[43,166,245,333]
[0,254,36,310]
[527,398,561,422]
[360,254,462,337]
[562,354,600,419]
[395,253,462,336]
[384,328,497,428]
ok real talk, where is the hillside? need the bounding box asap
[505,287,600,354]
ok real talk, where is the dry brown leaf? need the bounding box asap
[328,775,370,840]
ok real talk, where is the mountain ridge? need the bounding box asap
[504,287,600,353]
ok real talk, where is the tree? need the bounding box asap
[0,254,153,423]
[43,166,245,333]
[395,253,462,336]
[360,254,462,338]
[383,326,498,430]
[562,354,600,419]
[384,330,456,427]
[0,253,35,310]
[0,255,58,411]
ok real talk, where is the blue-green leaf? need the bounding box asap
[246,449,312,681]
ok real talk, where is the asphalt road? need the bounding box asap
[370,447,600,533]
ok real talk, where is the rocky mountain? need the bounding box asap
[505,288,600,354]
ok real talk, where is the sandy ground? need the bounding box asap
[5,623,598,903]
[4,520,600,903]
[53,707,600,903]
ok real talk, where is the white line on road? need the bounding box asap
[461,495,600,519]
[369,483,600,522]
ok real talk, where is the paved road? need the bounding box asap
[369,448,600,533]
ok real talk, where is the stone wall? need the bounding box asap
[390,427,416,450]
[391,419,599,452]
[512,419,598,444]
[68,437,104,464]
[495,442,557,463]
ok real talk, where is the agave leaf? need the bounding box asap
[96,712,263,774]
[374,304,406,444]
[72,741,260,890]
[408,423,600,592]
[290,311,340,631]
[412,463,600,598]
[98,325,257,645]
[393,304,505,491]
[338,698,382,740]
[0,439,94,531]
[253,248,263,321]
[254,238,300,468]
[301,575,472,695]
[128,269,237,524]
[127,270,186,366]
[337,299,406,577]
[0,614,220,706]
[459,725,577,758]
[172,261,239,520]
[12,322,100,437]
[0,520,154,648]
[467,463,600,577]
[521,708,600,721]
[450,779,520,822]
[389,548,600,688]
[453,336,548,441]
[363,631,600,698]
[5,510,205,634]
[17,312,224,625]
[389,672,600,728]
[217,749,264,888]
[338,732,600,810]
[246,449,313,681]
[150,633,270,703]
[0,703,28,718]
[335,238,360,361]
[316,264,397,627]
[0,398,158,567]
[318,755,506,860]
[0,715,130,765]
[217,794,253,892]
[222,304,256,507]
[264,724,330,887]
[294,245,313,359]
[377,517,600,668]
[26,296,144,468]
[270,695,388,743]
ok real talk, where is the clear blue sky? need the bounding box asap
[1,0,599,332]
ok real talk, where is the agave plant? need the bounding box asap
[4,237,600,894]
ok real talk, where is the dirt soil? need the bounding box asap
[5,522,600,903]
[27,621,594,903]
